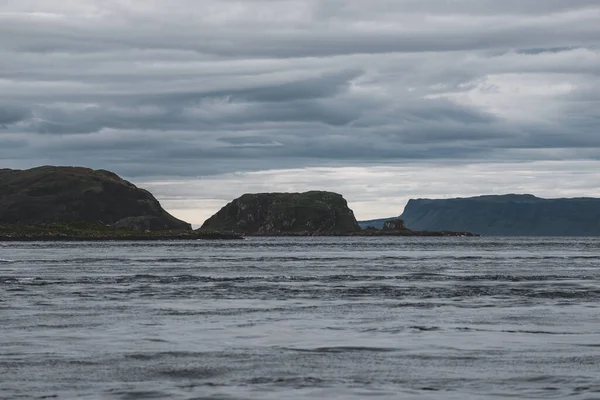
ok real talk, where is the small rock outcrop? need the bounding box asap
[0,166,191,231]
[201,191,361,235]
[383,219,406,231]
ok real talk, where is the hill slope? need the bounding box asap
[201,191,360,235]
[0,166,191,230]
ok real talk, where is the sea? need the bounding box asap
[1,237,599,400]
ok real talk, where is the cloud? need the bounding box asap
[2,1,599,57]
[1,1,599,222]
[0,104,31,126]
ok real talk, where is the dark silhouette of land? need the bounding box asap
[360,194,600,236]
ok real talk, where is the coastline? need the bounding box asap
[0,223,243,241]
[239,231,478,237]
[0,233,244,241]
[0,223,477,242]
[0,230,478,241]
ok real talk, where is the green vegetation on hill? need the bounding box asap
[202,191,361,235]
[0,166,190,230]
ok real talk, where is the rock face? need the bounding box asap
[399,194,600,236]
[201,191,360,235]
[0,166,191,230]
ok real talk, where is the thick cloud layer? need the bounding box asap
[1,1,599,221]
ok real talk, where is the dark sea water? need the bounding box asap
[1,237,600,399]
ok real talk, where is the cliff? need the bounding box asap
[201,191,361,235]
[395,194,600,236]
[0,166,191,231]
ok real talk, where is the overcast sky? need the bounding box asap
[1,1,599,224]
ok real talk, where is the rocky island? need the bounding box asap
[0,166,241,240]
[201,191,361,235]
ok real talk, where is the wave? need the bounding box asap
[124,351,205,361]
[0,259,15,263]
[284,346,398,353]
[247,376,327,387]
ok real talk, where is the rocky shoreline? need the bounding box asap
[0,223,243,241]
[0,223,476,241]
[238,230,478,237]
[348,230,478,237]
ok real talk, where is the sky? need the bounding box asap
[1,1,600,225]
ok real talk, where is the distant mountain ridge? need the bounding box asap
[359,194,600,236]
